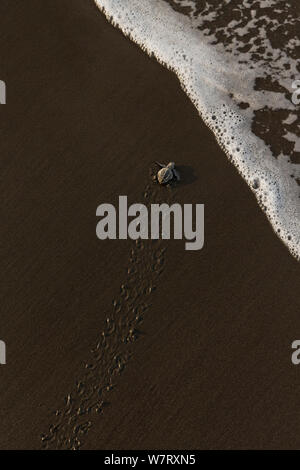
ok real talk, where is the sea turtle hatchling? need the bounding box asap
[156,161,180,185]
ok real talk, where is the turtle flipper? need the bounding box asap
[173,168,180,181]
[155,161,166,168]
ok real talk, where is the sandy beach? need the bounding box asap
[0,0,300,450]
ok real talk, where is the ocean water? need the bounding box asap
[95,0,300,259]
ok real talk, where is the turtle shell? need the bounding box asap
[157,167,173,184]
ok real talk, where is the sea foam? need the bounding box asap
[95,0,300,260]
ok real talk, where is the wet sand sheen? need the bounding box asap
[0,0,300,449]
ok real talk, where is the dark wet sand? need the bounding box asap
[0,0,300,450]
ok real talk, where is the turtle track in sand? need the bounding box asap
[40,172,175,450]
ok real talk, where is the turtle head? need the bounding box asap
[167,162,175,169]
